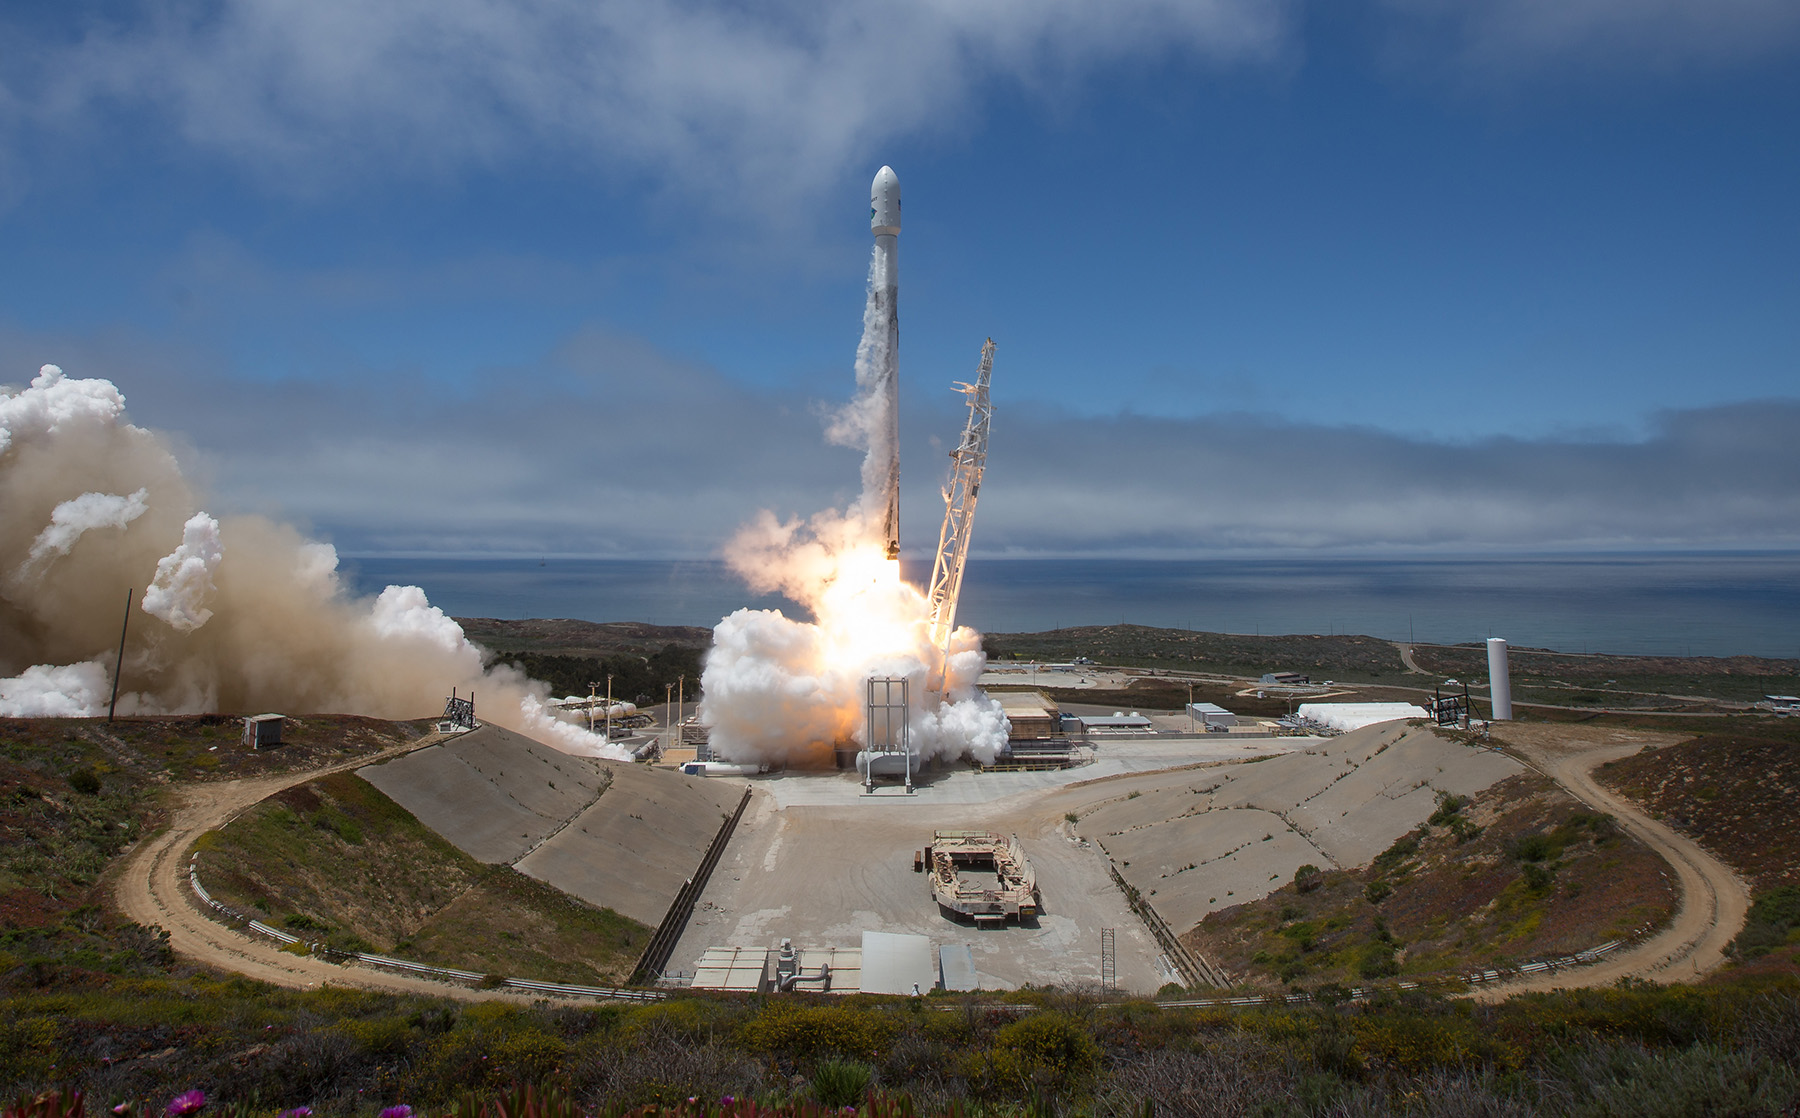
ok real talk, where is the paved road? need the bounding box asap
[112,736,551,1003]
[1473,725,1752,998]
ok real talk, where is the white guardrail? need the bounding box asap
[189,857,664,1003]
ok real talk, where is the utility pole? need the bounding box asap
[1187,681,1194,733]
[665,683,675,754]
[587,681,599,734]
[604,674,613,743]
[108,589,132,722]
[676,675,685,749]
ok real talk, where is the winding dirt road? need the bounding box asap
[111,737,543,1002]
[1472,724,1752,999]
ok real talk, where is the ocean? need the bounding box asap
[338,552,1800,660]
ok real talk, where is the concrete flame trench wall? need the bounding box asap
[1083,724,1523,936]
[359,725,743,926]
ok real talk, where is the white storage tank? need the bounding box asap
[1487,638,1513,721]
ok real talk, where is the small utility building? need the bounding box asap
[242,714,284,749]
[992,691,1060,740]
[1187,702,1237,730]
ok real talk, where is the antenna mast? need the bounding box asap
[926,338,995,687]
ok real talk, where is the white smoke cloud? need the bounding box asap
[23,488,149,568]
[0,661,113,719]
[0,361,627,756]
[699,254,1010,768]
[141,512,225,632]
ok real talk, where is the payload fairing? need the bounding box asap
[871,165,902,560]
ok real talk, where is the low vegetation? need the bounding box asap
[1185,775,1675,988]
[500,648,703,710]
[195,773,648,985]
[6,980,1800,1116]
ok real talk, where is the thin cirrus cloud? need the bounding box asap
[10,0,1794,216]
[9,0,1290,208]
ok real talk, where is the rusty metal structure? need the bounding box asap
[924,829,1038,925]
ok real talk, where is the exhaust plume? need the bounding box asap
[698,248,1009,768]
[0,363,625,758]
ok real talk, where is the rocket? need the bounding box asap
[871,165,902,560]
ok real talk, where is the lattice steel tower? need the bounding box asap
[925,338,995,689]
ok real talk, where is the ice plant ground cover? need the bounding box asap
[7,1087,962,1118]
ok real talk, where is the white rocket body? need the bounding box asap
[1487,637,1513,721]
[871,166,901,560]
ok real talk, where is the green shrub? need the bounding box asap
[811,1058,874,1107]
[1365,880,1392,904]
[1374,836,1419,871]
[984,1012,1100,1092]
[1730,884,1800,958]
[1359,942,1399,979]
[1511,833,1557,863]
[66,768,101,796]
[1295,865,1322,894]
[1521,862,1555,892]
[1428,794,1467,827]
[739,1003,896,1059]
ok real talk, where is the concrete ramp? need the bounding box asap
[360,725,749,927]
[1094,725,1523,933]
[359,725,609,863]
[515,763,743,925]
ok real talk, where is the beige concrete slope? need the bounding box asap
[516,765,744,925]
[358,725,608,863]
[1090,724,1523,934]
[1473,727,1752,998]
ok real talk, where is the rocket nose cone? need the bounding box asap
[871,165,901,235]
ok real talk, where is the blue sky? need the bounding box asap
[1,0,1797,557]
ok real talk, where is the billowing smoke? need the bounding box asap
[0,363,625,758]
[699,249,1009,767]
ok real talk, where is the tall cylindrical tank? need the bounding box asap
[1487,638,1513,721]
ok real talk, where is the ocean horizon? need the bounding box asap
[338,551,1800,661]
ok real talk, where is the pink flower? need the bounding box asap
[113,1105,131,1115]
[278,1109,313,1118]
[379,1107,414,1118]
[165,1091,206,1117]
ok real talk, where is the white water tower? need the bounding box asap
[1487,638,1513,721]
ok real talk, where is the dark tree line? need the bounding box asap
[508,645,704,706]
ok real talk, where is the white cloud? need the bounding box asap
[8,0,1290,209]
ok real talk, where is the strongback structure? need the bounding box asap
[925,338,996,690]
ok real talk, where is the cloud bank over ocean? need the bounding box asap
[7,331,1793,561]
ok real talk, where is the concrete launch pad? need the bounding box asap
[667,722,1522,994]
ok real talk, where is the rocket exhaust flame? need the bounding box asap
[697,167,1009,770]
[0,364,626,758]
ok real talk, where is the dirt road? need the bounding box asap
[1474,724,1752,998]
[112,737,543,1002]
